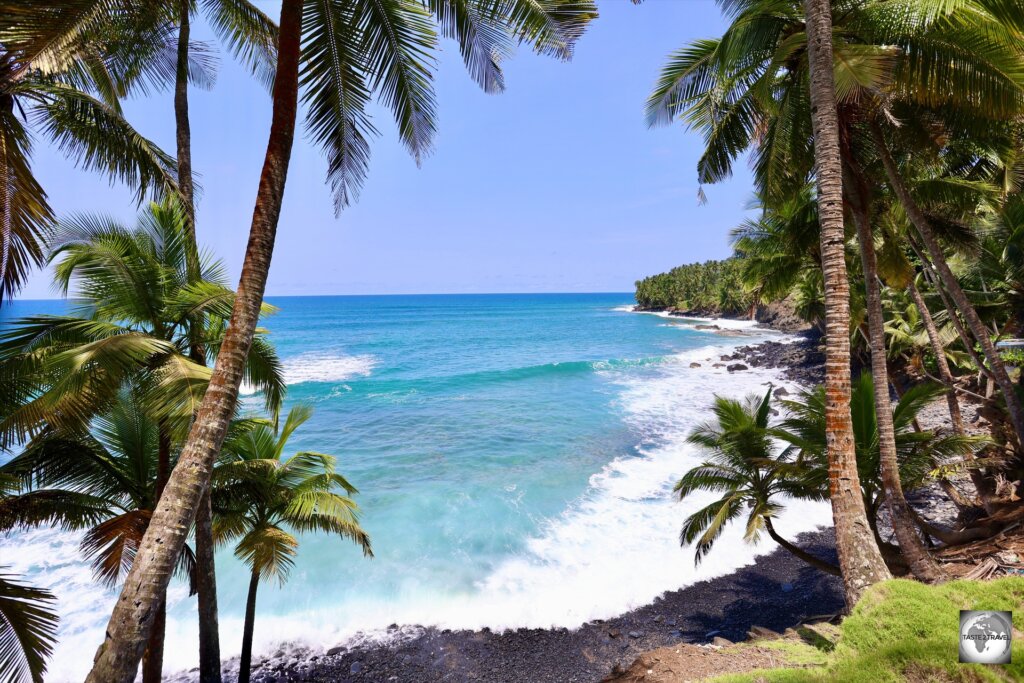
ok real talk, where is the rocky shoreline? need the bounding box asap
[175,530,842,683]
[166,324,844,683]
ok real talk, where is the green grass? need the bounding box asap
[712,577,1024,682]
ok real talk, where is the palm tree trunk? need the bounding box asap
[140,425,172,683]
[870,120,1024,448]
[764,518,841,576]
[175,1,197,258]
[238,570,260,683]
[84,2,304,680]
[847,180,943,582]
[0,127,10,294]
[907,279,964,433]
[195,486,220,682]
[916,249,995,383]
[141,600,166,683]
[174,5,221,680]
[803,0,891,606]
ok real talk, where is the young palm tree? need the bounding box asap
[676,389,840,575]
[0,200,284,450]
[0,569,58,683]
[86,3,596,680]
[211,405,371,683]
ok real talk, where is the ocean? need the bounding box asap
[0,293,831,679]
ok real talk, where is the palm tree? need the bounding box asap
[0,386,209,683]
[675,389,840,575]
[0,3,180,302]
[159,5,277,674]
[646,0,1024,596]
[211,405,371,683]
[85,2,596,680]
[871,121,1024,447]
[776,374,983,563]
[0,569,58,683]
[845,154,945,582]
[0,200,283,680]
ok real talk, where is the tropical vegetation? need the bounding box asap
[212,405,371,683]
[634,257,754,315]
[2,0,1024,679]
[649,0,1024,602]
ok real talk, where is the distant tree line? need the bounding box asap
[633,257,755,316]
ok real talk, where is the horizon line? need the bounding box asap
[10,290,637,303]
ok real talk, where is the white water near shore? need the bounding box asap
[2,307,830,681]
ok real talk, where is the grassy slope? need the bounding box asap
[714,577,1024,683]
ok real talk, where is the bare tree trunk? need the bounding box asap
[85,3,304,680]
[764,519,841,576]
[803,0,891,607]
[238,570,260,683]
[173,5,222,680]
[847,175,943,582]
[871,120,1024,448]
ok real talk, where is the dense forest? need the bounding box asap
[633,257,755,316]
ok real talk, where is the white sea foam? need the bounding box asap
[240,353,378,394]
[8,342,831,681]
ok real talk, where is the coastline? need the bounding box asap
[171,314,840,683]
[199,531,841,683]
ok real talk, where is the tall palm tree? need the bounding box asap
[647,0,894,602]
[646,0,1024,597]
[675,389,840,575]
[802,0,892,601]
[85,2,596,680]
[871,121,1024,447]
[159,5,278,675]
[211,405,371,683]
[0,569,58,683]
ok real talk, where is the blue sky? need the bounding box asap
[20,0,755,299]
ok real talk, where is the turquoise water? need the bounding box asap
[1,294,831,678]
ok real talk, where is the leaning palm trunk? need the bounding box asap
[238,570,260,683]
[848,179,943,582]
[84,2,304,680]
[870,121,1024,448]
[803,0,891,606]
[173,3,222,679]
[907,280,964,433]
[907,278,996,512]
[764,518,841,576]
